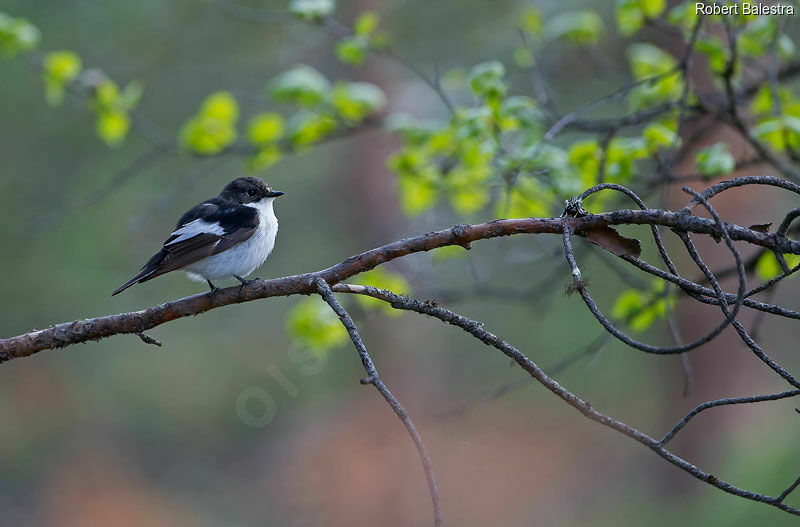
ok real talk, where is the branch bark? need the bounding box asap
[3,203,800,361]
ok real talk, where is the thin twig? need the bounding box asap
[315,279,443,527]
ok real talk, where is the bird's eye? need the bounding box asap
[246,189,258,197]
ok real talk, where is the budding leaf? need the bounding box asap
[247,112,285,145]
[695,142,735,177]
[43,50,82,106]
[289,0,334,21]
[268,65,331,108]
[545,11,604,45]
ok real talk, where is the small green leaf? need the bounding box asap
[200,91,239,122]
[695,142,735,177]
[94,79,120,111]
[568,140,601,182]
[96,110,130,147]
[179,91,240,155]
[667,1,699,31]
[247,112,285,145]
[286,110,337,146]
[627,43,682,110]
[628,43,677,79]
[268,64,331,107]
[335,36,369,65]
[289,0,334,21]
[615,0,665,37]
[612,290,643,321]
[519,7,543,36]
[643,122,677,151]
[287,297,348,354]
[118,81,144,111]
[42,50,82,106]
[354,11,379,36]
[739,16,776,57]
[0,13,40,58]
[755,251,800,281]
[545,11,604,45]
[752,118,785,150]
[468,61,506,99]
[331,81,386,122]
[695,36,728,73]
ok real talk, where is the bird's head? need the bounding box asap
[221,176,284,204]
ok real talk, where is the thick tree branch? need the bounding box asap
[3,194,800,361]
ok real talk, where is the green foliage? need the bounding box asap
[666,1,699,32]
[627,43,682,110]
[286,110,337,147]
[755,251,800,281]
[643,122,678,151]
[335,36,369,65]
[289,0,335,21]
[695,142,735,177]
[751,84,792,116]
[335,11,386,65]
[91,79,142,147]
[695,36,728,74]
[751,110,800,151]
[331,81,386,122]
[612,281,675,332]
[247,113,285,171]
[738,17,777,57]
[604,137,649,182]
[468,61,507,100]
[268,64,331,108]
[247,112,285,145]
[569,139,602,187]
[354,11,379,36]
[42,50,81,106]
[519,7,543,37]
[180,91,239,155]
[265,66,383,148]
[545,11,604,45]
[287,297,348,355]
[351,268,411,315]
[615,0,665,36]
[0,13,40,58]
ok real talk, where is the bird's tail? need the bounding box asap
[111,250,166,296]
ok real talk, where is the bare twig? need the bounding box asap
[315,279,442,526]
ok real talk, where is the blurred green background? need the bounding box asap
[1,1,799,525]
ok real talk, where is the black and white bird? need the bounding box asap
[112,177,284,296]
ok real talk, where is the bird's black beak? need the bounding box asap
[266,190,285,198]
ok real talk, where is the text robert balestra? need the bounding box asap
[696,2,795,15]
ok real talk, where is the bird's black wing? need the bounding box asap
[112,199,258,295]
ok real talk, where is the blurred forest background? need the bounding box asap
[1,0,800,525]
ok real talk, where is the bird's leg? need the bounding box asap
[233,274,261,286]
[206,279,221,296]
[233,274,260,299]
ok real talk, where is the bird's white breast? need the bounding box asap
[184,198,278,281]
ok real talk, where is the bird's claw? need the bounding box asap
[234,275,261,299]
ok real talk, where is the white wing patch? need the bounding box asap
[166,218,225,246]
